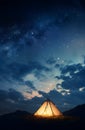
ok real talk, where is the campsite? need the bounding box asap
[0,1,85,130]
[0,102,85,130]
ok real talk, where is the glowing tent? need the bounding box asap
[34,100,63,117]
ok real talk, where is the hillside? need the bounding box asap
[63,104,85,118]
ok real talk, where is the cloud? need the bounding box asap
[56,63,85,91]
[0,60,50,83]
[55,64,60,68]
[79,87,85,92]
[47,57,56,65]
[54,62,85,108]
[56,84,71,96]
[38,89,73,111]
[38,89,62,104]
[25,81,37,91]
[0,83,85,115]
[0,88,25,114]
[8,88,24,101]
[61,63,82,75]
[83,55,85,64]
[23,91,42,100]
[0,89,24,102]
[0,88,44,115]
[38,90,48,98]
[0,90,8,101]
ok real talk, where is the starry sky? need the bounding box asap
[0,0,85,115]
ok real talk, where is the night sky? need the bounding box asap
[0,0,85,115]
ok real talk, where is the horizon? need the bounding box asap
[0,101,84,116]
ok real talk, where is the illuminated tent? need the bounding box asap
[34,100,63,117]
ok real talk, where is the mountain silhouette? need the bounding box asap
[0,104,85,130]
[63,104,85,118]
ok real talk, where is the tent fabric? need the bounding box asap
[34,100,63,117]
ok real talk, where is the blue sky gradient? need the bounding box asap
[0,0,85,115]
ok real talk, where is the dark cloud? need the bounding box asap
[0,89,23,102]
[0,60,50,82]
[57,63,85,90]
[55,76,61,79]
[38,89,61,101]
[55,64,60,68]
[25,81,37,91]
[0,86,85,115]
[0,89,25,114]
[8,88,24,101]
[38,89,76,111]
[47,58,56,65]
[33,71,46,80]
[38,90,48,98]
[83,56,85,64]
[0,90,8,101]
[61,63,82,75]
[0,88,44,115]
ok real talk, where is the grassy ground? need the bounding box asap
[0,114,85,130]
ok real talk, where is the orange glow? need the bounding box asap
[34,100,63,117]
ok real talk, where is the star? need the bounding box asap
[57,57,60,60]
